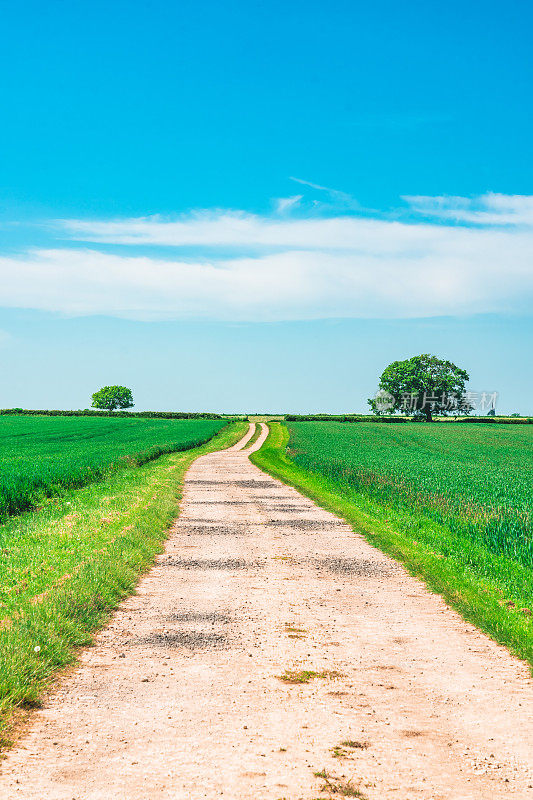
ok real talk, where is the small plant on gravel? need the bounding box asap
[284,624,307,633]
[313,768,366,797]
[341,740,369,750]
[331,740,369,758]
[331,745,349,759]
[285,624,307,639]
[277,669,318,684]
[277,669,341,684]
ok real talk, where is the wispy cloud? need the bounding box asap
[59,210,395,249]
[289,176,360,209]
[404,192,533,226]
[0,193,531,322]
[274,195,303,213]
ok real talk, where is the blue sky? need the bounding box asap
[0,0,531,412]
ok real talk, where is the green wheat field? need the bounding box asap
[0,415,225,521]
[286,421,533,568]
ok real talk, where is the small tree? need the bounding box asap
[368,354,472,422]
[91,386,134,412]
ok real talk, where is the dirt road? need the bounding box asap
[1,423,532,799]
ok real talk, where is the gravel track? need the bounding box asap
[0,423,532,799]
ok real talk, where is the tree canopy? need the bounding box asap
[91,386,134,412]
[368,354,471,421]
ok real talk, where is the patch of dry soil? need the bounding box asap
[1,424,532,799]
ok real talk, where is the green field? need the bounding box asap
[0,415,226,521]
[287,421,533,568]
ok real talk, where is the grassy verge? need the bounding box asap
[242,422,262,449]
[0,420,247,740]
[251,423,533,670]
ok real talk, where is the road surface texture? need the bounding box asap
[1,423,532,799]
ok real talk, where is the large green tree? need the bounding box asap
[368,354,472,421]
[91,385,134,412]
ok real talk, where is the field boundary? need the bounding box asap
[285,414,533,424]
[251,422,533,671]
[0,409,224,419]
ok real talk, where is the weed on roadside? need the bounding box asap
[284,624,307,634]
[277,669,341,684]
[285,623,307,639]
[331,740,369,758]
[313,768,366,797]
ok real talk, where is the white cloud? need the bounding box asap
[1,206,533,321]
[0,192,531,321]
[57,210,463,251]
[404,192,533,226]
